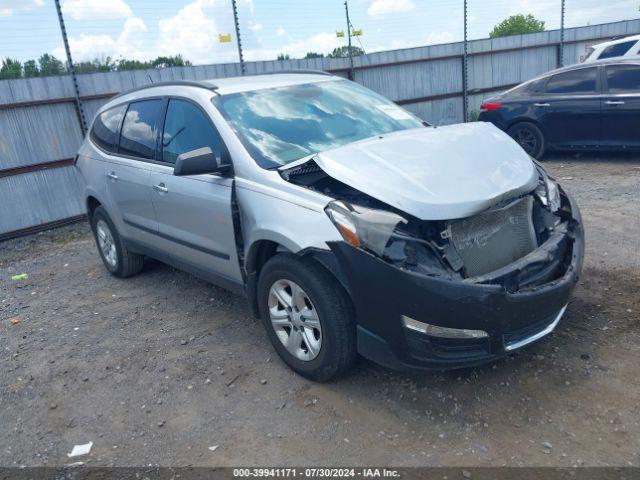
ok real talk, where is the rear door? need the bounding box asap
[105,99,164,246]
[534,67,601,148]
[148,98,242,284]
[600,63,640,147]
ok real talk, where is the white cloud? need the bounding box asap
[55,17,150,61]
[367,0,415,16]
[55,34,118,61]
[116,17,150,59]
[248,21,262,32]
[285,32,341,58]
[0,0,43,16]
[244,31,341,61]
[155,0,241,64]
[276,26,286,37]
[62,0,132,20]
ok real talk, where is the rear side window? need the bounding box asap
[119,99,164,160]
[599,40,637,60]
[161,99,225,164]
[526,77,547,93]
[545,68,597,94]
[90,105,126,153]
[606,64,640,92]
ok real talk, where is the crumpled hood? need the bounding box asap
[311,122,538,220]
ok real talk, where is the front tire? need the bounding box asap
[90,206,144,278]
[508,121,545,159]
[257,254,357,381]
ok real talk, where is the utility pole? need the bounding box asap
[54,0,87,135]
[231,0,246,75]
[559,0,566,67]
[462,0,469,122]
[344,0,354,80]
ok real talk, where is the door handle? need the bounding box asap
[534,103,551,107]
[605,100,625,105]
[153,183,168,193]
[107,172,118,180]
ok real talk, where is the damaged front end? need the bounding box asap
[282,159,584,371]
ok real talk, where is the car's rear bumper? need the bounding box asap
[328,194,584,371]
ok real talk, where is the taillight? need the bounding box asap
[480,101,502,111]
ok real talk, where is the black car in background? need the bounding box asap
[478,59,640,158]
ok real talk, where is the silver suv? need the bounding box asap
[76,72,584,381]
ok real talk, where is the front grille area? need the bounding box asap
[406,331,491,361]
[449,196,538,277]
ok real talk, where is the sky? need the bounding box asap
[1,0,639,65]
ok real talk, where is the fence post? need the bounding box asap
[345,0,355,80]
[54,0,87,136]
[231,0,246,75]
[462,0,469,122]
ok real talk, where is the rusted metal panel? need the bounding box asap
[0,103,82,170]
[0,166,84,235]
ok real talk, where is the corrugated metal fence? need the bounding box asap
[1,19,639,240]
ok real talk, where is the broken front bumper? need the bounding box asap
[328,194,584,371]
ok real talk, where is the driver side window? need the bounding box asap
[162,99,225,164]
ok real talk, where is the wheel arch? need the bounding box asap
[86,195,102,219]
[506,117,545,133]
[244,236,351,319]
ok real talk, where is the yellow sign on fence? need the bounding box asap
[219,33,232,43]
[351,28,363,36]
[336,30,344,38]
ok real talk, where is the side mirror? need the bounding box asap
[173,147,230,176]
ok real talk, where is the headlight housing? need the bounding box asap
[533,163,561,212]
[325,201,407,256]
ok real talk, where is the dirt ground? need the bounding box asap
[1,154,639,468]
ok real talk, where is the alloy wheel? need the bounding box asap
[268,279,322,361]
[96,219,118,268]
[513,127,538,155]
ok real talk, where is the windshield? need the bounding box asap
[212,79,424,168]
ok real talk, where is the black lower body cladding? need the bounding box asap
[328,193,584,371]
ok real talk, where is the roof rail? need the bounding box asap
[260,69,334,76]
[111,80,219,101]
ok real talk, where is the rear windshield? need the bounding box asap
[212,80,424,168]
[599,40,637,60]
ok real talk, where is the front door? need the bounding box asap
[149,98,242,284]
[600,63,640,148]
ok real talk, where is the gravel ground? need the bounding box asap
[1,154,639,468]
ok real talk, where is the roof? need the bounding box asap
[109,71,337,102]
[96,71,340,117]
[209,72,336,95]
[591,33,640,49]
[527,57,640,81]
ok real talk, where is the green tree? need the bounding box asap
[23,59,39,77]
[489,14,545,38]
[151,55,191,68]
[116,58,152,71]
[276,53,291,60]
[328,45,364,58]
[304,52,324,59]
[38,54,65,76]
[0,58,22,79]
[74,57,115,74]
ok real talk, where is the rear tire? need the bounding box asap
[257,254,357,381]
[508,122,545,159]
[90,206,144,278]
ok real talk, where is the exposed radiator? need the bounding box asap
[447,196,538,277]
